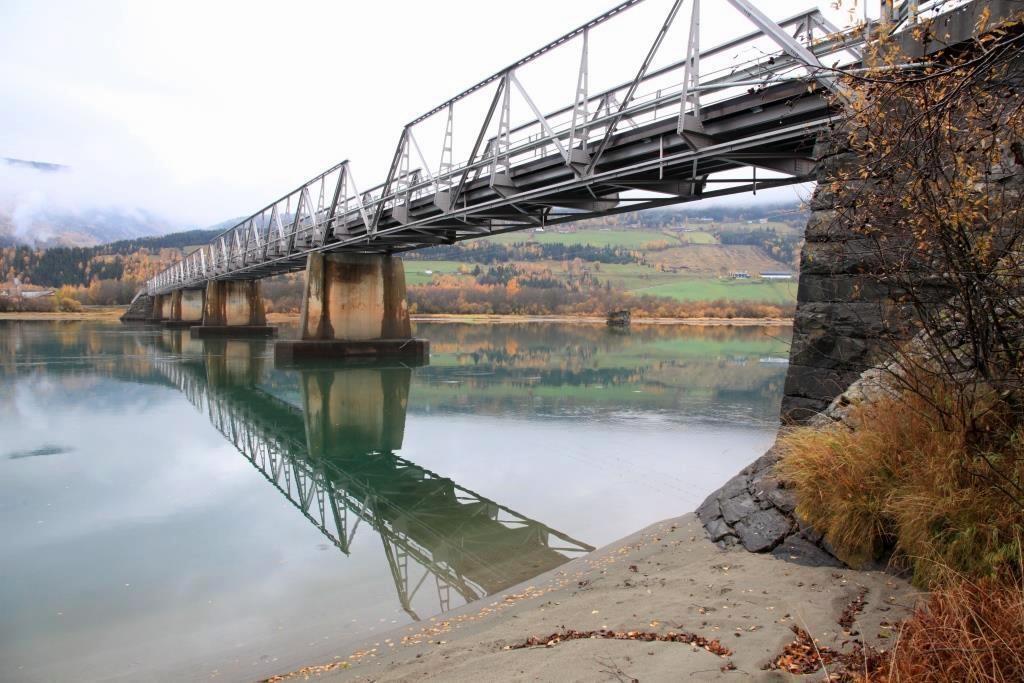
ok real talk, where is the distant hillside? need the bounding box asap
[0,218,242,290]
[98,219,241,254]
[1,157,68,173]
[1,199,806,318]
[0,157,176,247]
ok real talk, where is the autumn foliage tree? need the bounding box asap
[816,12,1024,502]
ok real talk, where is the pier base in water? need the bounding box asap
[191,325,278,339]
[148,293,168,323]
[190,280,276,339]
[276,253,427,363]
[275,338,429,364]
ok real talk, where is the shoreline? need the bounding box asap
[407,313,793,326]
[1,308,791,327]
[257,512,915,682]
[0,306,126,321]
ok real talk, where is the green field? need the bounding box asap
[486,229,678,249]
[590,263,678,290]
[631,279,797,304]
[402,218,800,307]
[403,260,465,285]
[405,258,796,304]
[680,230,717,244]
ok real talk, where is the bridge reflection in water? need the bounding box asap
[150,332,593,620]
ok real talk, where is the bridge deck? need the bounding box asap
[148,0,887,295]
[147,0,968,296]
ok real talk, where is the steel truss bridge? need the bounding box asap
[147,0,937,295]
[149,351,593,620]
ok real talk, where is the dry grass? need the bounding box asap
[878,568,1024,683]
[776,381,1024,585]
[777,378,1024,682]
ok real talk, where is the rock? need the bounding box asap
[749,465,795,514]
[733,509,792,553]
[720,494,759,525]
[798,519,824,544]
[744,451,780,477]
[771,535,843,567]
[695,494,721,524]
[765,486,797,514]
[717,534,739,549]
[705,517,734,543]
[717,473,750,501]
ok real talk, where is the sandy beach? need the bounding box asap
[263,513,915,682]
[0,306,126,321]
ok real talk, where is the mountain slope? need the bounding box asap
[0,157,176,247]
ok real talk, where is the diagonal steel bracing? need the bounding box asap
[148,0,926,295]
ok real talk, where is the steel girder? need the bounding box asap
[147,0,894,295]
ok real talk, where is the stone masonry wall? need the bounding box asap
[702,5,1024,562]
[780,0,1024,423]
[779,138,894,423]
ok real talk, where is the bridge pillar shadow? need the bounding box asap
[301,365,411,459]
[159,327,206,357]
[190,280,277,339]
[275,253,428,363]
[202,338,269,389]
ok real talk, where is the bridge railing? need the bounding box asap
[148,0,937,295]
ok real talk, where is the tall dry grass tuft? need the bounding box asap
[881,565,1024,682]
[779,378,1024,682]
[776,378,1024,585]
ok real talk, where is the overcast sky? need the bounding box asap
[0,0,869,229]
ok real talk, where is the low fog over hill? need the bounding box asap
[0,157,178,247]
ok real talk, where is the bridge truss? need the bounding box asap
[148,0,941,295]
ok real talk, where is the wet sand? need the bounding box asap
[265,513,916,682]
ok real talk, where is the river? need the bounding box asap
[0,320,789,681]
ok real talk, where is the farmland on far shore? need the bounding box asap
[402,216,803,308]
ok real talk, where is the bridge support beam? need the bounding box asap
[190,280,277,338]
[275,253,428,363]
[781,135,926,423]
[148,293,168,322]
[163,288,205,328]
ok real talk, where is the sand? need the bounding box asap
[0,306,126,321]
[266,514,917,682]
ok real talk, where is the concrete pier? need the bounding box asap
[148,293,168,323]
[190,280,277,338]
[163,288,205,328]
[275,253,428,363]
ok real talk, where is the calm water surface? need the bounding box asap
[0,320,790,681]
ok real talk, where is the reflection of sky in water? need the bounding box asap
[0,321,788,682]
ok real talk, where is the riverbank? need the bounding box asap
[0,308,791,327]
[0,305,125,321]
[265,311,793,327]
[262,513,916,682]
